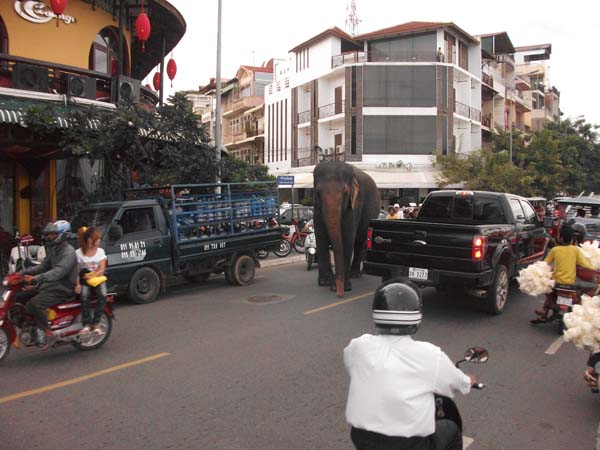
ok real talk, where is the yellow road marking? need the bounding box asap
[304,292,373,315]
[0,352,170,405]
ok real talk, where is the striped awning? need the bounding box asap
[0,96,101,129]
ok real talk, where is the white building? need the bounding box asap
[264,21,482,204]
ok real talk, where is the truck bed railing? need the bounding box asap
[154,182,281,243]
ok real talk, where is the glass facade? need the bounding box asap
[363,66,436,107]
[363,116,437,154]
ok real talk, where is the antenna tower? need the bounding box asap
[345,0,360,36]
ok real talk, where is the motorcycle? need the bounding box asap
[0,273,115,363]
[8,232,45,274]
[435,347,488,433]
[304,224,317,271]
[531,267,600,333]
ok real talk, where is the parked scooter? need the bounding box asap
[435,347,488,433]
[8,231,45,274]
[304,223,317,271]
[0,273,114,363]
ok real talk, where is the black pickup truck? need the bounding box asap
[71,183,283,304]
[365,190,550,314]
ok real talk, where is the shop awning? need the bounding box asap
[277,168,460,189]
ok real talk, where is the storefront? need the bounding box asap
[0,0,185,235]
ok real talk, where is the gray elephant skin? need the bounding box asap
[313,161,381,297]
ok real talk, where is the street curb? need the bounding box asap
[260,254,305,268]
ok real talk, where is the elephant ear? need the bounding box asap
[350,176,360,210]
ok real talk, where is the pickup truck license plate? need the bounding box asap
[556,296,573,307]
[409,267,428,280]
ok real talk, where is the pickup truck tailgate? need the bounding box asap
[368,220,485,272]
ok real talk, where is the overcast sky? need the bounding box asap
[161,0,599,126]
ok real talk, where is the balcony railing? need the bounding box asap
[296,146,317,167]
[318,101,344,119]
[0,53,158,107]
[331,51,438,68]
[297,110,310,124]
[454,101,471,117]
[453,100,482,122]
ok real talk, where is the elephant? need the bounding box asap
[313,161,381,297]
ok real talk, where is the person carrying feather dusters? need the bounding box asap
[75,226,108,335]
[534,224,599,320]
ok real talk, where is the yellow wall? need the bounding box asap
[1,0,131,70]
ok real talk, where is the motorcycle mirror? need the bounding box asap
[464,347,489,364]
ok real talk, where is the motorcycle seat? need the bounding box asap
[555,284,577,290]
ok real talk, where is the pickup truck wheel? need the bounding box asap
[128,267,161,304]
[231,255,255,286]
[485,264,509,315]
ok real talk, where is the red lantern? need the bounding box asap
[51,0,68,27]
[167,58,177,88]
[135,1,151,52]
[153,72,161,91]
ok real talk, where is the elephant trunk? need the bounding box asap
[323,199,346,298]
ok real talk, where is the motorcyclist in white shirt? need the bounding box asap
[344,280,476,450]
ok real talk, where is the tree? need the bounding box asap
[437,118,600,198]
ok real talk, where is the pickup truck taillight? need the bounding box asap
[472,235,488,261]
[367,227,373,250]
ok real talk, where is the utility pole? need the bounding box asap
[509,126,513,165]
[214,0,223,186]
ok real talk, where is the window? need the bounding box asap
[520,201,538,224]
[363,66,436,107]
[509,199,525,220]
[419,196,451,219]
[88,27,129,75]
[0,17,8,54]
[120,208,157,235]
[363,116,437,155]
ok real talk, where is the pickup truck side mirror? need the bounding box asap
[108,224,123,241]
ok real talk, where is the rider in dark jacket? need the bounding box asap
[21,221,77,346]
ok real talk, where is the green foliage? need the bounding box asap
[437,118,600,198]
[220,155,274,184]
[300,195,313,206]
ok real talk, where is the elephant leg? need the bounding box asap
[349,220,370,278]
[330,222,355,292]
[315,218,334,286]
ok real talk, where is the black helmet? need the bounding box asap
[372,280,422,335]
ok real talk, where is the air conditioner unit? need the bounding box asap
[12,63,49,92]
[65,74,96,100]
[111,75,141,103]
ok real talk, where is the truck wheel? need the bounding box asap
[128,267,161,304]
[230,255,255,286]
[485,264,509,315]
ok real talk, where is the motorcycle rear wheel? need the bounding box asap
[73,313,112,351]
[0,327,10,362]
[306,253,314,271]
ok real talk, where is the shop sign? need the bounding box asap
[14,1,77,25]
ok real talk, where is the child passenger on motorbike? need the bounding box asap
[534,224,599,319]
[75,227,107,335]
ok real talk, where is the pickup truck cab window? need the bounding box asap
[520,201,538,224]
[120,207,157,235]
[509,199,525,221]
[419,195,505,223]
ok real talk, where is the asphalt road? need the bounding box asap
[1,261,598,450]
